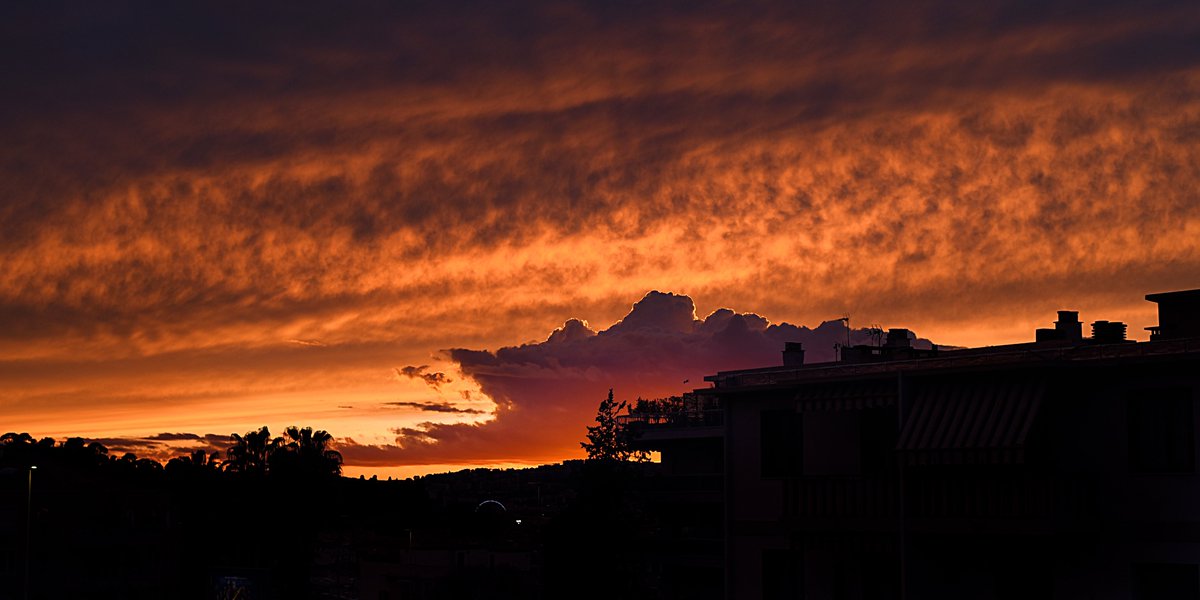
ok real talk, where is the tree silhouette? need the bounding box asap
[0,432,36,464]
[581,389,647,462]
[270,426,343,478]
[631,395,685,415]
[224,426,277,475]
[223,425,342,477]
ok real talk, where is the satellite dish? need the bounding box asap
[475,499,507,513]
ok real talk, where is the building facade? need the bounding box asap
[635,289,1200,599]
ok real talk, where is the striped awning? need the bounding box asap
[897,377,1045,464]
[794,380,897,412]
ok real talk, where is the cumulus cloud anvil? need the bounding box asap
[340,291,934,466]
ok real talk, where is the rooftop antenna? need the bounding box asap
[832,315,851,361]
[869,324,884,347]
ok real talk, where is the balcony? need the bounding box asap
[619,409,725,443]
[620,409,724,428]
[905,472,1094,522]
[785,476,899,521]
[783,472,1095,530]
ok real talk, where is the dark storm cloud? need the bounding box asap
[87,437,165,451]
[396,366,452,389]
[144,432,202,441]
[83,432,232,458]
[383,401,484,415]
[6,1,1198,202]
[344,291,932,464]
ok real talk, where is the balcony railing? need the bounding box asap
[618,409,724,429]
[786,476,898,519]
[644,473,723,493]
[784,473,1094,522]
[905,473,1093,520]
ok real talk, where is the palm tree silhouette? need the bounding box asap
[271,427,343,477]
[223,426,341,477]
[224,426,278,475]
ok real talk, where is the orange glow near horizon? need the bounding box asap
[2,1,1199,477]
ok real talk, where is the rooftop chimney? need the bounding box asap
[782,342,805,367]
[1055,310,1083,341]
[1036,310,1084,343]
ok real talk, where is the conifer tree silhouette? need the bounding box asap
[581,389,646,462]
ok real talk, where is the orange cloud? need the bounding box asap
[1,0,1197,474]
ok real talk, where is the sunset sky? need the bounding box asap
[2,0,1198,478]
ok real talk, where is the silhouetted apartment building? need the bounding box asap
[622,395,725,599]
[631,288,1200,599]
[1147,288,1200,341]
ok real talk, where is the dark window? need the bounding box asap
[1134,563,1200,599]
[1128,388,1195,473]
[763,549,801,600]
[762,410,801,477]
[860,407,898,475]
[802,411,860,476]
[994,553,1052,600]
[860,550,900,600]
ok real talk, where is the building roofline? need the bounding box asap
[697,337,1200,392]
[1146,288,1200,302]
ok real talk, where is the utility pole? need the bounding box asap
[25,465,36,600]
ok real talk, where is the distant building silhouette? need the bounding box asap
[630,288,1200,599]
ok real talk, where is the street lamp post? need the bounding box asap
[25,465,35,600]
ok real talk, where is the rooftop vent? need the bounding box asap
[1037,310,1084,343]
[1056,311,1083,341]
[1091,320,1127,344]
